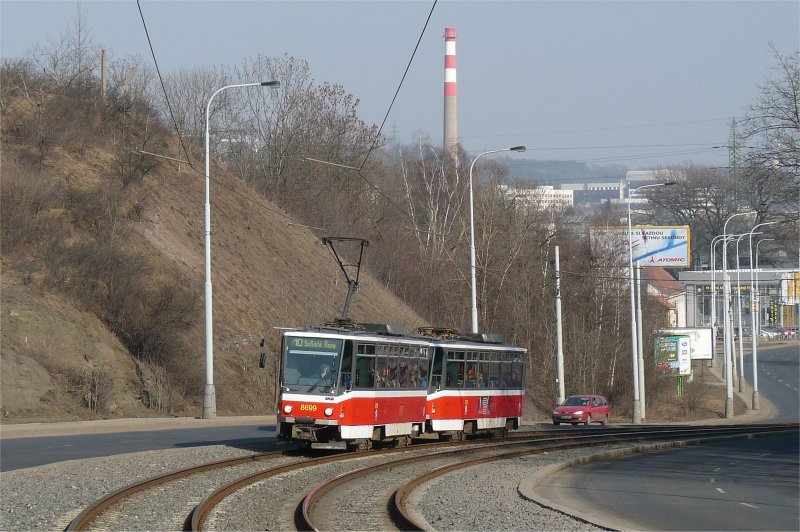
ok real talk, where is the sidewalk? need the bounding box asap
[690,340,780,425]
[0,415,278,440]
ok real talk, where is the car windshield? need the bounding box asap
[562,396,590,406]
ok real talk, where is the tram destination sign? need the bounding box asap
[590,225,691,268]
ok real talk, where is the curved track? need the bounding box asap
[65,424,795,531]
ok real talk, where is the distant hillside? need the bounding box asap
[0,88,426,423]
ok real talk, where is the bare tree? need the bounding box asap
[742,47,799,171]
[29,2,99,92]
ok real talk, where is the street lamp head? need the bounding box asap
[663,181,676,186]
[260,81,280,87]
[510,145,526,152]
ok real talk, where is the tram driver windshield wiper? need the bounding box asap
[307,370,337,393]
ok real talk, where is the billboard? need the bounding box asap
[654,335,692,376]
[590,226,691,268]
[657,327,714,360]
[780,271,800,305]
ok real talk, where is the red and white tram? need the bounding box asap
[424,330,527,441]
[271,323,527,450]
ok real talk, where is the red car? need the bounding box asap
[552,394,610,425]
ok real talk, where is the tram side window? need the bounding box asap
[417,357,429,388]
[499,357,512,388]
[355,348,375,389]
[445,360,463,388]
[375,350,389,388]
[510,358,524,387]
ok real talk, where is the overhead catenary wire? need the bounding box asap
[136,0,193,168]
[358,0,438,171]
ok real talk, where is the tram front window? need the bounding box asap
[283,337,343,388]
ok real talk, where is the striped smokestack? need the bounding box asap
[443,27,458,158]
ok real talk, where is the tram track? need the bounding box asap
[64,424,795,531]
[300,424,795,531]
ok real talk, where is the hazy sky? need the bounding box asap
[2,1,798,170]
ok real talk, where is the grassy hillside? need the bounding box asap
[0,87,425,422]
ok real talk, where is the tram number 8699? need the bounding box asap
[299,404,317,412]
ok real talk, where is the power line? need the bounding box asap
[135,0,193,168]
[359,0,438,171]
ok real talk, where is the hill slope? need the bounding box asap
[0,98,425,422]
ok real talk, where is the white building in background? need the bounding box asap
[502,185,573,208]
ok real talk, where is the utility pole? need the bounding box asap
[100,49,107,102]
[636,260,646,421]
[555,245,565,405]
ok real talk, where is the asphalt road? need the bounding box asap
[535,432,799,531]
[0,423,277,472]
[533,341,799,530]
[742,342,800,423]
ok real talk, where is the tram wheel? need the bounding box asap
[394,435,411,447]
[348,439,373,452]
[450,430,465,442]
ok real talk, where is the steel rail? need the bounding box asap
[189,433,538,530]
[300,425,794,531]
[188,427,651,530]
[65,451,286,531]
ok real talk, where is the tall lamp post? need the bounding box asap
[721,211,756,419]
[467,145,526,333]
[203,81,279,419]
[626,181,674,424]
[709,233,732,363]
[754,238,774,341]
[747,225,777,409]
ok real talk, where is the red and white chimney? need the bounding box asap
[443,27,458,158]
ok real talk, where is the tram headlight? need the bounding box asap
[283,404,293,414]
[324,407,334,416]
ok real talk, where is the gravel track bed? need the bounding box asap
[2,441,633,531]
[410,443,638,531]
[0,444,274,531]
[207,451,415,530]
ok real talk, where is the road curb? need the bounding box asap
[0,415,277,439]
[517,430,796,531]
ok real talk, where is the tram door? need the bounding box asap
[429,347,444,391]
[339,340,353,391]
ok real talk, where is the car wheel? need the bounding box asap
[601,414,608,426]
[585,414,592,426]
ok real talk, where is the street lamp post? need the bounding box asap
[626,181,674,424]
[747,225,777,409]
[467,145,525,334]
[734,232,760,394]
[203,81,279,419]
[721,211,756,419]
[710,234,731,366]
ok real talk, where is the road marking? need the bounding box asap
[713,467,720,472]
[716,488,725,494]
[740,503,759,509]
[710,478,716,483]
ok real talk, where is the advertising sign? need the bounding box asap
[590,226,691,268]
[654,335,692,376]
[657,327,713,360]
[780,271,800,305]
